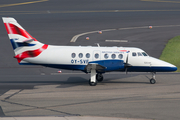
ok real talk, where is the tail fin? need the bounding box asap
[2,17,48,64]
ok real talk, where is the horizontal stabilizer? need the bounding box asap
[23,38,35,43]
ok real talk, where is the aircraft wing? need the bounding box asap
[85,63,106,73]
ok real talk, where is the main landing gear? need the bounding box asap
[96,73,103,82]
[89,71,103,86]
[150,72,156,84]
[88,71,157,86]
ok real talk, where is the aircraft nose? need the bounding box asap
[168,64,177,72]
[163,62,177,72]
[150,57,177,72]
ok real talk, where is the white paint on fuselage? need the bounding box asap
[23,45,176,68]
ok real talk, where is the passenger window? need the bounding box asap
[95,53,99,59]
[79,53,83,58]
[118,54,123,59]
[104,54,109,59]
[111,54,116,59]
[138,52,142,56]
[132,52,137,56]
[86,53,90,58]
[142,52,148,56]
[71,53,76,58]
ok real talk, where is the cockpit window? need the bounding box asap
[138,52,142,56]
[142,52,148,56]
[132,52,137,56]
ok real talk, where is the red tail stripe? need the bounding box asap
[4,23,37,41]
[14,44,48,63]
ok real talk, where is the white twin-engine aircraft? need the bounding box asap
[2,17,177,86]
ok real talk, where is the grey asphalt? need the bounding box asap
[0,0,180,120]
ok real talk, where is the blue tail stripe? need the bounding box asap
[10,39,36,49]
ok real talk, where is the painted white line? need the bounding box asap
[152,24,180,28]
[70,30,99,42]
[70,25,180,43]
[102,29,117,32]
[70,29,116,42]
[105,40,128,42]
[51,73,86,75]
[118,26,148,30]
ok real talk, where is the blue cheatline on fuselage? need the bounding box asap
[127,66,177,72]
[19,60,177,73]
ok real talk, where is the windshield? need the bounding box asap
[142,52,148,56]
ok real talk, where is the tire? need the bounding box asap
[96,74,103,82]
[89,79,97,86]
[150,79,156,84]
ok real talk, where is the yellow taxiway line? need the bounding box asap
[1,9,180,15]
[141,0,180,4]
[0,0,48,8]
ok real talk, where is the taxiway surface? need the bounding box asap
[0,0,180,120]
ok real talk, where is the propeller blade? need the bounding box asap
[126,54,128,64]
[125,68,128,74]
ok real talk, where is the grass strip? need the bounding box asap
[160,36,180,72]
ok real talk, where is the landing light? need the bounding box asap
[58,70,62,73]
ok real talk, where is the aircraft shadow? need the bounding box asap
[0,73,150,89]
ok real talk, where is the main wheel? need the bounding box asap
[150,79,156,84]
[89,79,97,86]
[96,73,103,82]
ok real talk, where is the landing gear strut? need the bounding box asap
[150,72,156,84]
[89,69,97,86]
[89,70,104,86]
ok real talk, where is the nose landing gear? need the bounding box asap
[150,72,156,84]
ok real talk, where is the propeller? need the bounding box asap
[124,53,132,74]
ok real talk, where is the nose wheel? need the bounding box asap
[150,72,156,84]
[150,78,156,84]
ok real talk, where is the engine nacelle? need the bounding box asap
[89,59,124,72]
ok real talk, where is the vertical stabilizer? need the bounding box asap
[2,17,48,64]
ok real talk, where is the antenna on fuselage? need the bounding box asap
[95,43,100,47]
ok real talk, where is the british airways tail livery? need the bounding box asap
[2,17,177,86]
